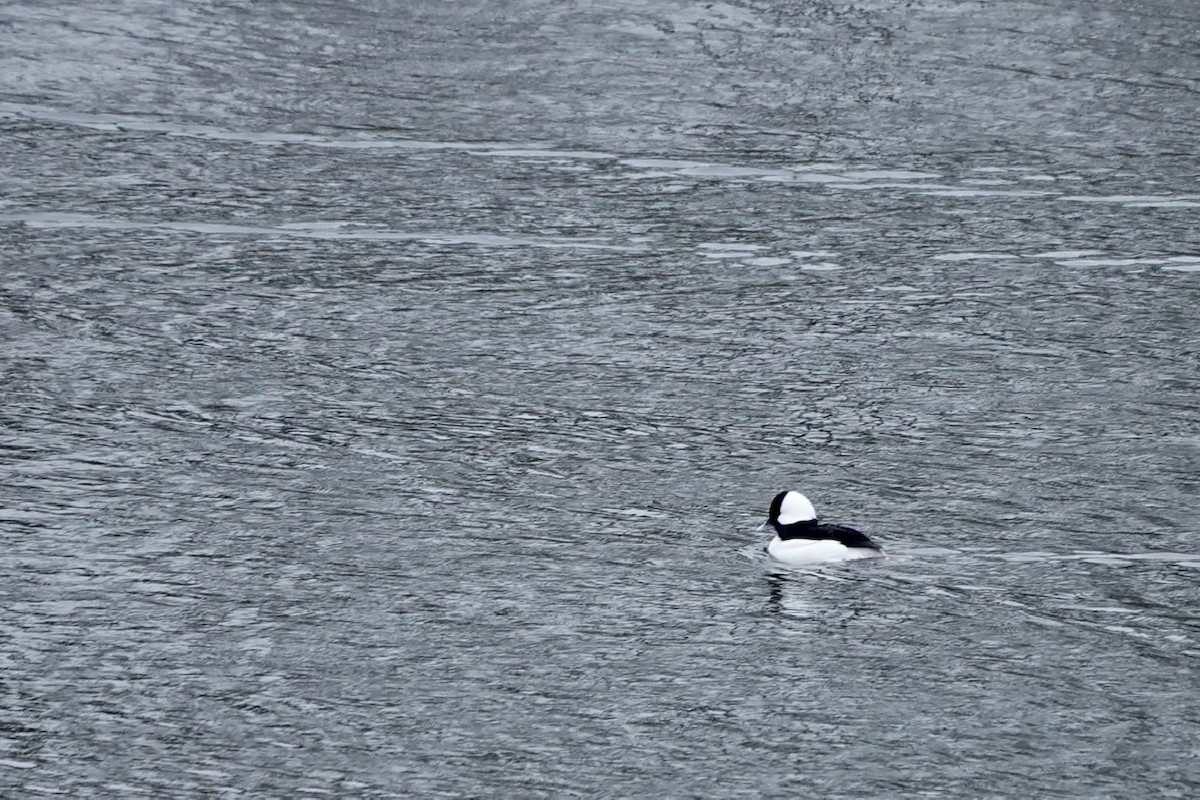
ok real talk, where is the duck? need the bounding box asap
[765,490,882,566]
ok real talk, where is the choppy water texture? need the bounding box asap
[2,1,1199,796]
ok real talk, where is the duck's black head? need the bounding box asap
[767,490,818,533]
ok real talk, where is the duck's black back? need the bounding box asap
[776,521,880,550]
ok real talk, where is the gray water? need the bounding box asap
[2,1,1199,796]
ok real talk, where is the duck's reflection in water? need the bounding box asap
[764,568,866,621]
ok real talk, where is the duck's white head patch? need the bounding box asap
[775,490,817,525]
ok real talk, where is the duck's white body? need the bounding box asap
[767,535,880,566]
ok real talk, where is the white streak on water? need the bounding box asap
[932,252,1019,261]
[0,213,647,251]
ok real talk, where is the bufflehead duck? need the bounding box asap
[765,490,882,566]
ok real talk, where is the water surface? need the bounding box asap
[2,1,1199,796]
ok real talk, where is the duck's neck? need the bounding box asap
[774,519,821,540]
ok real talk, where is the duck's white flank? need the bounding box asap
[767,536,880,566]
